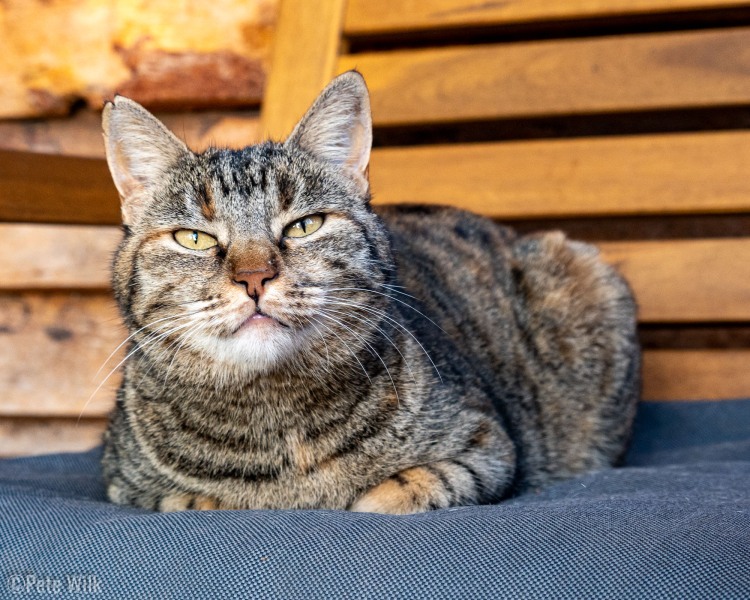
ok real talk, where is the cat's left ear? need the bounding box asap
[102,96,192,226]
[285,71,372,196]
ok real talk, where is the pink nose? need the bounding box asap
[233,268,277,300]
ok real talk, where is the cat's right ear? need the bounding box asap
[102,96,191,226]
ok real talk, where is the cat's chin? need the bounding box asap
[190,320,304,373]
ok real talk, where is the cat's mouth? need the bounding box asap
[232,307,289,334]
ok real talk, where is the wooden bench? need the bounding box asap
[2,0,750,456]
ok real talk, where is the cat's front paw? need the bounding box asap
[350,466,450,514]
[159,493,221,512]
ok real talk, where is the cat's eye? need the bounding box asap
[283,214,324,239]
[173,229,219,250]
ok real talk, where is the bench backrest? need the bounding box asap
[1,0,749,456]
[262,0,750,402]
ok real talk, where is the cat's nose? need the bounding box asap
[233,268,278,301]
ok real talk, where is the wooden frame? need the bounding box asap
[2,0,750,455]
[260,0,750,402]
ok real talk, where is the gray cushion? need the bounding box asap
[2,400,749,599]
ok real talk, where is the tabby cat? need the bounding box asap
[101,71,640,514]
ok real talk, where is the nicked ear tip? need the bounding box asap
[102,101,113,131]
[108,95,140,111]
[102,95,122,111]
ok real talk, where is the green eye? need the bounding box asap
[283,214,324,238]
[174,229,218,250]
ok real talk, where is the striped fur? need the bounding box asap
[101,72,640,514]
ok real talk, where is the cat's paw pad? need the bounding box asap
[350,467,448,514]
[159,493,220,512]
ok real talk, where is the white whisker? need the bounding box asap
[307,318,331,371]
[78,317,201,424]
[161,319,207,390]
[379,283,420,301]
[319,309,400,406]
[309,315,371,384]
[93,309,209,380]
[322,305,417,385]
[326,297,443,383]
[327,286,447,335]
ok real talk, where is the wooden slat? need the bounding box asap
[2,349,744,458]
[260,0,347,140]
[642,349,750,400]
[0,109,261,225]
[0,224,121,289]
[339,27,750,126]
[0,288,744,426]
[599,239,750,323]
[2,222,749,321]
[369,131,750,218]
[1,294,745,420]
[0,151,120,225]
[0,253,747,419]
[345,0,750,36]
[0,293,124,417]
[0,418,106,458]
[9,125,750,227]
[1,349,745,459]
[1,350,744,459]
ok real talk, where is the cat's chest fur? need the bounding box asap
[111,346,444,510]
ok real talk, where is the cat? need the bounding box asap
[101,71,640,514]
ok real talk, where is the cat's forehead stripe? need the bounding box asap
[197,149,306,221]
[206,149,277,197]
[249,163,268,193]
[277,172,297,212]
[197,181,216,221]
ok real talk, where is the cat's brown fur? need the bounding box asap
[101,71,640,514]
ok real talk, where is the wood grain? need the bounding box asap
[3,348,744,457]
[1,347,745,458]
[599,239,750,323]
[0,418,106,458]
[0,224,121,290]
[2,307,745,420]
[0,293,124,418]
[0,151,120,225]
[642,349,750,400]
[339,27,750,125]
[369,131,750,218]
[0,259,747,422]
[345,0,750,35]
[0,108,262,225]
[260,0,347,140]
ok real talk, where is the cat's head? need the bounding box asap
[103,71,393,376]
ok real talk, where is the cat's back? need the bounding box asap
[377,202,636,360]
[376,204,518,336]
[376,204,522,355]
[377,204,640,487]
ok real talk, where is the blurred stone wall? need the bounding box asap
[0,0,278,119]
